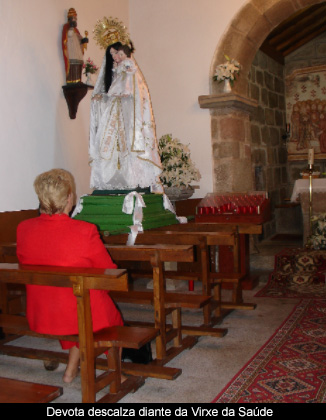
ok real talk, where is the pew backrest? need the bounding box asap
[0,263,128,292]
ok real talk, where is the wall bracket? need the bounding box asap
[62,83,93,119]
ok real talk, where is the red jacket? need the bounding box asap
[17,214,123,340]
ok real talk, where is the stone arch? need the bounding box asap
[210,0,326,96]
[199,0,325,194]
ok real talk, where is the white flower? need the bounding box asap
[158,134,201,188]
[213,55,240,85]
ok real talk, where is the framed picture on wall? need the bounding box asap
[286,65,326,161]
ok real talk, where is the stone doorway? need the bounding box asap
[198,0,325,239]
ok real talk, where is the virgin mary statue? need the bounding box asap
[89,17,163,193]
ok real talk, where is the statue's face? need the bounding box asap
[118,50,127,61]
[110,47,122,64]
[69,17,77,28]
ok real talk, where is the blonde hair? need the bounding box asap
[33,169,76,215]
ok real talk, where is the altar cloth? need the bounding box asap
[290,179,326,202]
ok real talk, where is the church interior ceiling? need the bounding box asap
[260,3,326,64]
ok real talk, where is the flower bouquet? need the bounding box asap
[310,213,326,250]
[158,134,201,199]
[83,58,99,75]
[213,54,240,86]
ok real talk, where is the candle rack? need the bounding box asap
[195,191,271,224]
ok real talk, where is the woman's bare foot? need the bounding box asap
[63,345,80,384]
[63,366,79,384]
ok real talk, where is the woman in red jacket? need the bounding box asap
[16,169,123,383]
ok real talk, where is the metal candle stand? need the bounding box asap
[305,163,314,249]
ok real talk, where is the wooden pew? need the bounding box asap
[144,223,258,315]
[0,243,223,373]
[141,230,251,322]
[153,221,263,289]
[103,232,227,325]
[0,377,63,403]
[0,209,38,243]
[105,244,227,364]
[102,226,256,324]
[0,263,158,403]
[0,243,26,316]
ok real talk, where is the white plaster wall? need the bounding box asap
[0,0,129,211]
[129,0,247,199]
[0,0,247,212]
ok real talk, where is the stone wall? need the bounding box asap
[248,50,288,238]
[210,106,253,193]
[199,0,326,241]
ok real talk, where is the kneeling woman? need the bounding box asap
[16,168,123,383]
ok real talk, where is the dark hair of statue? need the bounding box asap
[117,44,132,58]
[104,41,135,92]
[104,42,122,92]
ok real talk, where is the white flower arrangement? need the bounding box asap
[158,134,201,188]
[213,55,240,86]
[310,213,326,250]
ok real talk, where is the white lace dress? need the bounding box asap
[89,56,162,192]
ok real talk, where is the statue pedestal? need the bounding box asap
[62,83,93,119]
[73,193,179,234]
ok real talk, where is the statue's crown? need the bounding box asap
[93,17,131,50]
[67,8,77,19]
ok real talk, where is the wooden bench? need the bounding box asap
[0,243,222,373]
[105,244,227,364]
[0,263,158,403]
[0,376,63,403]
[153,221,263,287]
[102,227,256,325]
[0,243,25,317]
[145,224,258,317]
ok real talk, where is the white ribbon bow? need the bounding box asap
[71,195,86,218]
[163,194,188,224]
[123,192,146,245]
